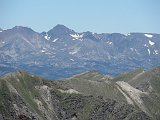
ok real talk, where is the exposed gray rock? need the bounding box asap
[0,25,160,79]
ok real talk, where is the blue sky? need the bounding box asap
[0,0,160,33]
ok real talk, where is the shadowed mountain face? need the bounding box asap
[1,67,160,120]
[0,25,160,79]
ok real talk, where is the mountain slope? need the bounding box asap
[113,67,160,119]
[0,25,160,79]
[1,67,160,119]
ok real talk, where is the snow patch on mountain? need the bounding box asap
[130,48,134,51]
[144,34,153,38]
[124,33,131,36]
[44,33,50,40]
[154,50,158,55]
[70,33,83,40]
[106,41,112,45]
[41,50,45,53]
[148,49,150,55]
[70,59,74,61]
[144,44,148,47]
[149,40,155,46]
[127,33,131,36]
[52,38,58,42]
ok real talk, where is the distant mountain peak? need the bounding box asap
[13,26,30,29]
[0,25,160,80]
[54,24,69,29]
[11,26,36,34]
[48,24,75,37]
[51,24,72,32]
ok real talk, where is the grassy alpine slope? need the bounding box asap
[0,67,160,120]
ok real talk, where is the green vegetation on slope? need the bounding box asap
[1,67,159,120]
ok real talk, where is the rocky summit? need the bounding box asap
[0,25,160,79]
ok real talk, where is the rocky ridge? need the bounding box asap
[0,67,160,119]
[0,25,160,79]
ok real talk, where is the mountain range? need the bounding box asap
[0,67,160,119]
[0,25,160,79]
